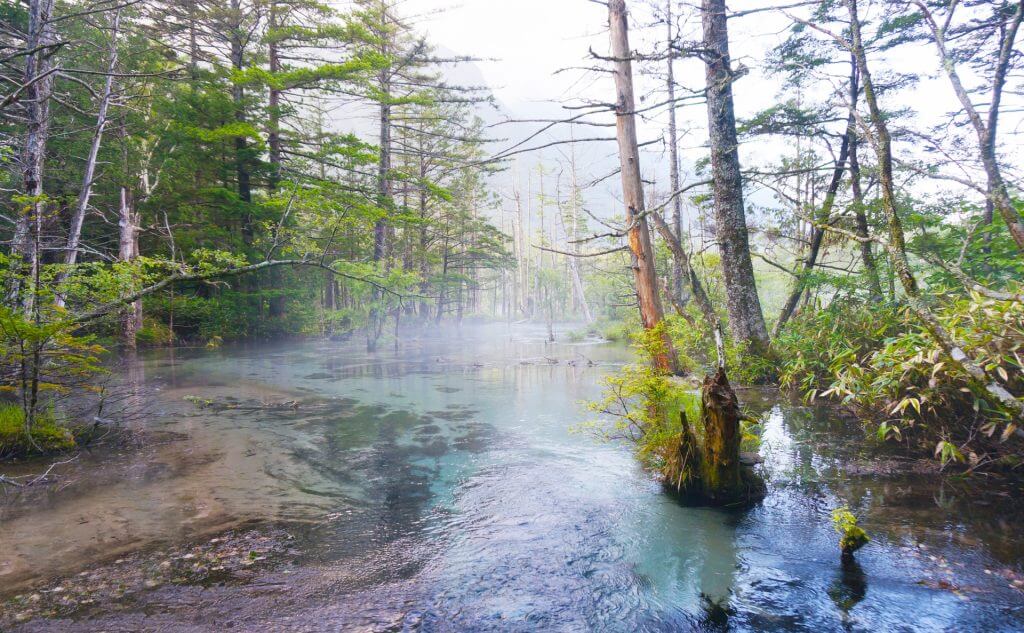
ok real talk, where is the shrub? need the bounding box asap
[775,294,1024,467]
[0,404,75,458]
[136,319,175,347]
[832,506,869,558]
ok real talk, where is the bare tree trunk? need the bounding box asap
[665,0,684,304]
[56,8,121,307]
[118,185,142,347]
[847,56,883,301]
[11,0,57,311]
[558,147,594,324]
[774,63,857,334]
[914,0,1024,253]
[701,0,769,349]
[608,0,678,374]
[514,186,529,316]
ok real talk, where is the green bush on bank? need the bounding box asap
[774,295,1024,467]
[599,285,1022,468]
[0,404,75,458]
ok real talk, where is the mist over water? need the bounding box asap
[3,323,1023,631]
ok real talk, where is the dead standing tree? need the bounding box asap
[608,0,679,375]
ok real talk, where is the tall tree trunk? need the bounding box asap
[665,0,684,304]
[701,0,769,349]
[847,56,883,301]
[417,149,431,318]
[56,8,121,307]
[608,0,678,374]
[230,0,253,243]
[374,8,392,262]
[118,185,142,347]
[266,1,288,319]
[267,1,282,192]
[11,0,57,311]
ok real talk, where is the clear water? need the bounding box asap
[2,323,1023,631]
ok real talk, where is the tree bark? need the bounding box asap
[118,185,142,347]
[267,0,282,192]
[11,0,57,311]
[699,367,743,502]
[230,0,253,243]
[373,3,392,263]
[265,0,288,320]
[848,62,883,302]
[701,0,769,349]
[665,0,684,304]
[608,0,678,374]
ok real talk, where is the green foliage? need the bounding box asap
[135,320,175,347]
[832,507,869,556]
[776,294,1024,466]
[597,317,635,343]
[585,326,703,473]
[0,404,75,458]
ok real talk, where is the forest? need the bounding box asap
[0,0,1023,630]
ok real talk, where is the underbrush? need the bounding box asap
[584,331,761,480]
[775,295,1024,469]
[664,312,777,384]
[0,404,76,458]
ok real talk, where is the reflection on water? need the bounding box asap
[2,323,1023,631]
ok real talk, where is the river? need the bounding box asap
[2,323,1023,631]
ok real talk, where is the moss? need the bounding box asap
[0,404,76,458]
[833,507,870,557]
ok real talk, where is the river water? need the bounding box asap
[2,323,1023,631]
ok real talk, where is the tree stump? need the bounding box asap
[699,367,744,503]
[665,367,764,506]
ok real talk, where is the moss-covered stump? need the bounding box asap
[663,368,765,507]
[833,507,869,560]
